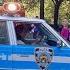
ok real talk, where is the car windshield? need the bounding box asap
[49,25,70,45]
[52,27,70,45]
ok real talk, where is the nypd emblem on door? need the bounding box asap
[35,47,53,70]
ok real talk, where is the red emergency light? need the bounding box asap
[3,2,21,14]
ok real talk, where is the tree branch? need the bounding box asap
[58,0,63,5]
[52,0,56,5]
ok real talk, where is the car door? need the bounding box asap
[11,20,66,70]
[11,18,70,70]
[0,20,13,70]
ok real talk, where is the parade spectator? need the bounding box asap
[68,28,70,41]
[59,24,63,34]
[49,18,55,29]
[60,19,69,40]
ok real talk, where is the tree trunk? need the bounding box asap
[40,0,44,19]
[54,4,60,31]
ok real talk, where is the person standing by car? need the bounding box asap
[60,19,69,40]
[68,28,70,42]
[49,18,55,29]
[59,24,63,34]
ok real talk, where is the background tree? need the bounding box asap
[40,0,44,19]
[20,0,70,24]
[20,0,40,17]
[59,0,70,20]
[52,0,63,30]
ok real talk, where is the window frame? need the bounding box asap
[6,21,17,45]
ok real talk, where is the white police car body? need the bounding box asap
[0,16,70,70]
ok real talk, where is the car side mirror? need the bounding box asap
[59,41,66,47]
[57,40,66,47]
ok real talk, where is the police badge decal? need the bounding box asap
[35,47,53,70]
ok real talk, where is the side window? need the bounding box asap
[41,24,69,47]
[38,24,60,46]
[13,21,69,47]
[14,22,59,47]
[14,22,44,45]
[0,21,9,44]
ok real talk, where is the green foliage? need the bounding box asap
[21,0,40,17]
[60,0,70,20]
[21,0,70,22]
[44,0,54,22]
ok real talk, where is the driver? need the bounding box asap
[15,23,26,44]
[15,23,32,44]
[15,23,45,45]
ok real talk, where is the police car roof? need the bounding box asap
[0,16,45,23]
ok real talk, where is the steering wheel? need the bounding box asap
[23,32,43,44]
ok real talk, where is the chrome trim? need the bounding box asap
[6,21,17,45]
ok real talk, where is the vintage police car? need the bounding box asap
[0,16,70,70]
